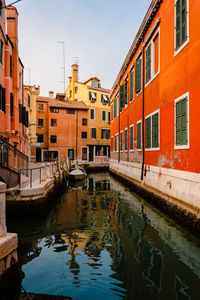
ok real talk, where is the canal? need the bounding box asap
[7,171,200,299]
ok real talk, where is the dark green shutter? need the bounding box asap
[111,137,113,151]
[10,93,13,116]
[114,98,117,118]
[146,44,151,83]
[176,101,181,145]
[124,81,128,105]
[22,106,26,125]
[176,0,181,49]
[119,84,124,111]
[130,71,134,101]
[176,0,187,50]
[130,126,134,150]
[125,129,128,150]
[120,131,123,150]
[181,0,187,44]
[137,122,141,149]
[176,97,187,145]
[145,117,151,148]
[152,113,159,148]
[135,59,141,94]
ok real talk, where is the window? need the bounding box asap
[101,94,109,104]
[101,129,110,139]
[108,111,110,122]
[82,148,87,160]
[81,131,87,139]
[135,58,142,94]
[96,146,107,156]
[51,119,57,127]
[111,104,113,121]
[120,131,123,151]
[146,44,151,84]
[37,134,44,143]
[50,135,57,143]
[102,110,106,121]
[19,72,22,91]
[68,149,74,160]
[89,91,97,102]
[67,109,75,114]
[115,134,118,151]
[114,98,118,118]
[38,104,43,111]
[145,30,160,85]
[10,93,13,116]
[0,85,5,112]
[137,121,141,149]
[124,79,128,105]
[82,118,87,126]
[50,107,59,113]
[119,84,124,112]
[111,137,113,151]
[124,128,128,150]
[0,39,3,65]
[90,108,95,120]
[38,118,44,127]
[130,70,134,101]
[145,111,159,149]
[175,0,188,51]
[175,94,188,147]
[130,125,134,150]
[10,55,12,78]
[90,128,96,139]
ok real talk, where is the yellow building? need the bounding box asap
[66,64,110,163]
[24,85,40,162]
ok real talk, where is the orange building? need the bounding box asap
[110,0,200,210]
[36,92,88,162]
[0,3,28,156]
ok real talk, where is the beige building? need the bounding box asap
[65,65,111,163]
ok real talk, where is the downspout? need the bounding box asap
[141,38,145,181]
[76,109,78,164]
[118,97,120,163]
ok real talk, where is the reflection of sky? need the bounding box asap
[22,239,125,299]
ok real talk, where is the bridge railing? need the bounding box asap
[0,136,29,177]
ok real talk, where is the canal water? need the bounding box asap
[7,172,200,300]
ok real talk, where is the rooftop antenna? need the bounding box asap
[57,41,66,92]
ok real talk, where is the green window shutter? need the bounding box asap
[119,84,124,112]
[124,81,128,105]
[137,122,141,149]
[176,0,181,49]
[145,117,151,148]
[176,0,187,50]
[130,71,134,101]
[114,98,117,118]
[176,101,181,145]
[152,112,159,148]
[181,97,187,144]
[135,59,141,94]
[181,0,187,44]
[146,44,151,83]
[120,131,123,150]
[111,137,113,151]
[130,126,134,150]
[111,104,113,121]
[125,129,128,150]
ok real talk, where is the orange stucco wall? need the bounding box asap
[111,0,200,173]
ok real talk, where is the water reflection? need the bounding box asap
[6,172,200,300]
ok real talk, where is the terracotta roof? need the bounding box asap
[49,99,88,110]
[84,77,100,84]
[37,96,51,102]
[110,0,162,97]
[87,86,110,93]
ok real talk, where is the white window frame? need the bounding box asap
[136,120,142,151]
[130,124,134,151]
[90,127,96,139]
[145,109,160,151]
[174,91,189,150]
[102,110,106,122]
[101,128,110,140]
[174,0,189,57]
[145,28,160,88]
[90,108,95,120]
[115,133,119,152]
[124,127,128,151]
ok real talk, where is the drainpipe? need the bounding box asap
[118,97,120,163]
[141,39,145,181]
[76,109,78,165]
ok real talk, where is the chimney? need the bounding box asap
[71,64,79,82]
[49,91,54,98]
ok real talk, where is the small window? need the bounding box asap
[175,0,188,51]
[67,109,75,114]
[10,93,13,117]
[38,118,44,128]
[50,107,59,113]
[82,118,87,126]
[101,94,109,104]
[37,134,44,143]
[124,79,128,105]
[102,110,106,121]
[51,119,57,127]
[137,122,141,149]
[124,128,128,150]
[89,91,97,102]
[108,111,110,122]
[119,84,125,112]
[38,104,44,111]
[90,108,95,120]
[145,111,159,149]
[81,132,87,139]
[82,148,87,160]
[96,146,107,157]
[130,125,134,150]
[101,129,110,139]
[115,134,118,151]
[175,96,188,146]
[130,70,134,101]
[135,58,142,94]
[0,39,3,65]
[111,136,113,151]
[146,44,152,84]
[90,128,96,139]
[50,135,57,143]
[120,131,123,151]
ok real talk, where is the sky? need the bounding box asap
[11,0,152,96]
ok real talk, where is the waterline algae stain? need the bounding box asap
[6,172,200,299]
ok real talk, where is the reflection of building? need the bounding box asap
[66,65,111,163]
[35,92,88,162]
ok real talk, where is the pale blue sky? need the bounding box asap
[13,0,152,96]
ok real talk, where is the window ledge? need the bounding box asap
[145,71,160,88]
[174,39,189,57]
[174,144,190,150]
[145,147,160,151]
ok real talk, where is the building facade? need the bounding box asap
[36,92,88,162]
[0,3,28,156]
[66,65,111,164]
[110,0,200,210]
